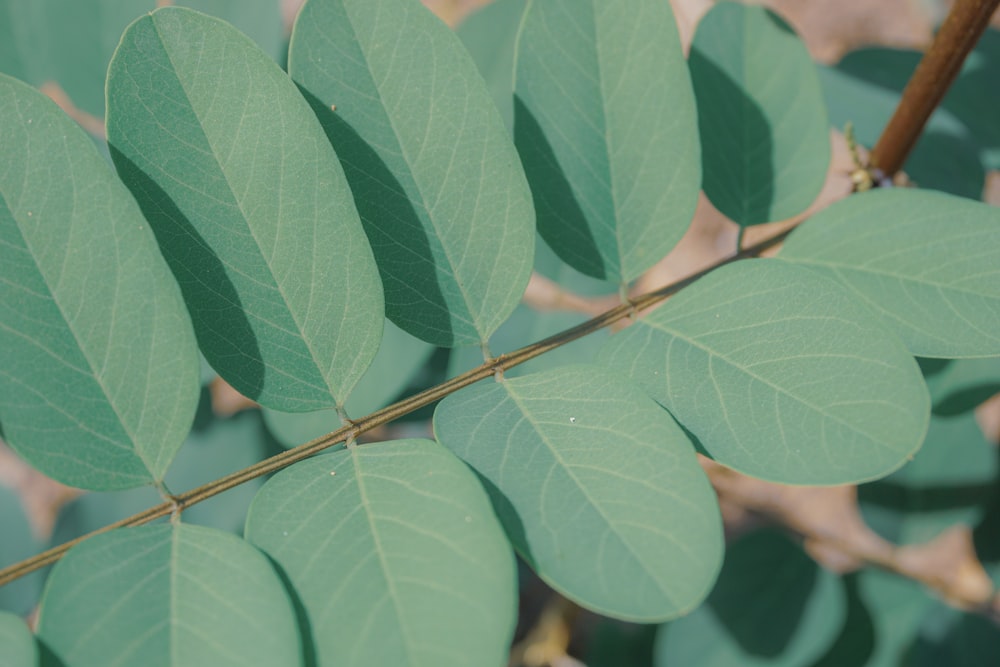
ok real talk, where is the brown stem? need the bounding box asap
[869,0,1000,177]
[0,226,795,589]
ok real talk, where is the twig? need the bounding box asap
[869,0,1000,178]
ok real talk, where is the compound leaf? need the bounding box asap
[0,73,199,490]
[691,2,829,226]
[107,7,383,411]
[515,0,700,283]
[434,365,723,622]
[245,439,516,667]
[37,523,301,667]
[600,260,929,485]
[290,0,535,347]
[780,189,1000,358]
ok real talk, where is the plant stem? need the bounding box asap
[0,225,795,589]
[869,0,1000,178]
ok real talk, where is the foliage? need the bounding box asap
[1,0,999,665]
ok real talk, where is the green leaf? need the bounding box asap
[455,0,526,132]
[245,439,516,667]
[37,523,301,667]
[514,0,699,283]
[599,260,929,485]
[655,529,846,667]
[920,357,1000,416]
[0,73,199,490]
[107,7,383,412]
[780,189,1000,358]
[263,319,434,447]
[0,485,41,615]
[910,603,1000,667]
[690,2,830,226]
[433,365,723,621]
[51,410,271,543]
[0,611,37,667]
[289,0,535,347]
[0,1,45,84]
[860,413,996,545]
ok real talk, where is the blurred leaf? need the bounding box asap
[514,0,699,283]
[245,439,516,667]
[0,611,37,666]
[780,189,1000,358]
[455,0,526,132]
[819,52,984,199]
[690,2,829,226]
[860,413,996,545]
[944,29,1000,172]
[263,319,434,448]
[0,73,199,490]
[600,260,929,484]
[656,529,846,667]
[434,365,723,621]
[51,409,271,543]
[910,602,1000,667]
[37,523,301,666]
[919,357,1000,416]
[290,0,534,347]
[107,7,384,411]
[0,0,283,120]
[0,485,41,615]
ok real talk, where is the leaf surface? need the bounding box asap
[0,611,36,667]
[0,73,199,489]
[245,439,516,667]
[780,189,1000,358]
[0,485,41,614]
[655,530,846,667]
[107,7,383,411]
[37,523,301,667]
[600,260,929,485]
[514,0,700,282]
[434,365,723,621]
[690,2,829,225]
[290,0,535,346]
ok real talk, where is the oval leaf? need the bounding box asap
[0,611,37,667]
[514,0,700,283]
[433,365,724,621]
[780,189,1000,358]
[600,260,929,485]
[0,73,199,490]
[289,0,535,347]
[656,530,847,667]
[245,439,516,667]
[37,523,301,667]
[107,7,383,411]
[691,2,830,226]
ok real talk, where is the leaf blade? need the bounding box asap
[107,7,384,411]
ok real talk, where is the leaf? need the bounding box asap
[779,189,1000,358]
[289,0,535,347]
[514,0,699,283]
[919,357,1000,416]
[51,410,271,543]
[37,523,302,667]
[433,365,724,621]
[245,439,516,667]
[107,7,384,411]
[263,318,434,447]
[690,2,830,226]
[655,529,846,667]
[0,73,199,490]
[859,413,996,545]
[455,0,527,132]
[0,485,41,615]
[599,260,929,485]
[0,611,37,667]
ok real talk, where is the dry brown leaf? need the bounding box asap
[896,525,995,609]
[208,377,259,417]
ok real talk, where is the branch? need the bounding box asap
[869,0,1000,177]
